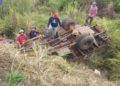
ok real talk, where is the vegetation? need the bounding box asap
[0,0,120,85]
[5,71,24,86]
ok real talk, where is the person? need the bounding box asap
[45,11,61,39]
[16,29,28,48]
[85,2,98,25]
[29,27,39,39]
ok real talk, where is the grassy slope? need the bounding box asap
[0,0,120,85]
[0,44,119,86]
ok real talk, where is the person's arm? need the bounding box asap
[57,18,61,27]
[48,17,52,27]
[25,34,28,40]
[95,6,98,16]
[22,34,28,45]
[16,35,21,48]
[88,5,92,14]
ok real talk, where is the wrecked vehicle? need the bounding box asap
[45,18,109,58]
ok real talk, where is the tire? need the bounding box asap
[76,34,94,50]
[62,18,75,31]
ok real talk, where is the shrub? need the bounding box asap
[3,14,17,38]
[114,0,120,13]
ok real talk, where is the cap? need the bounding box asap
[19,29,24,33]
[93,2,97,5]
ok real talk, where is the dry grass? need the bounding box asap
[0,42,120,86]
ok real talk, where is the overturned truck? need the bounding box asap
[45,18,109,58]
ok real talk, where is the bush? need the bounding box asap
[3,14,17,38]
[31,12,49,30]
[114,0,120,13]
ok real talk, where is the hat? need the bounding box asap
[93,2,97,5]
[19,29,24,33]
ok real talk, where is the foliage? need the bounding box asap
[0,0,31,38]
[5,71,24,86]
[31,12,49,30]
[0,12,31,38]
[0,0,120,81]
[114,0,120,13]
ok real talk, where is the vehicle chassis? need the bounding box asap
[46,26,108,58]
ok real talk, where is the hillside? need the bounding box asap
[0,0,120,86]
[0,44,120,86]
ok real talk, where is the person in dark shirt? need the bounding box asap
[29,27,39,39]
[45,11,61,39]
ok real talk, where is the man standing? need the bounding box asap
[85,2,98,25]
[45,11,61,39]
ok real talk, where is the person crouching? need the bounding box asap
[16,29,28,48]
[29,27,39,39]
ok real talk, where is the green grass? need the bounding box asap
[5,71,24,86]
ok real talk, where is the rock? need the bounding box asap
[94,69,101,76]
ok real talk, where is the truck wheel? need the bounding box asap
[76,34,94,50]
[62,18,75,31]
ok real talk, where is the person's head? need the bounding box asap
[53,11,59,18]
[19,29,24,35]
[31,26,36,31]
[92,2,97,7]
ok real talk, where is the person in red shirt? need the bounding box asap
[16,29,28,48]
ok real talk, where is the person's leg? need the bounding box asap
[51,27,55,39]
[54,27,59,38]
[52,27,58,39]
[44,30,49,37]
[85,16,90,25]
[89,17,93,25]
[45,26,52,38]
[85,16,89,25]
